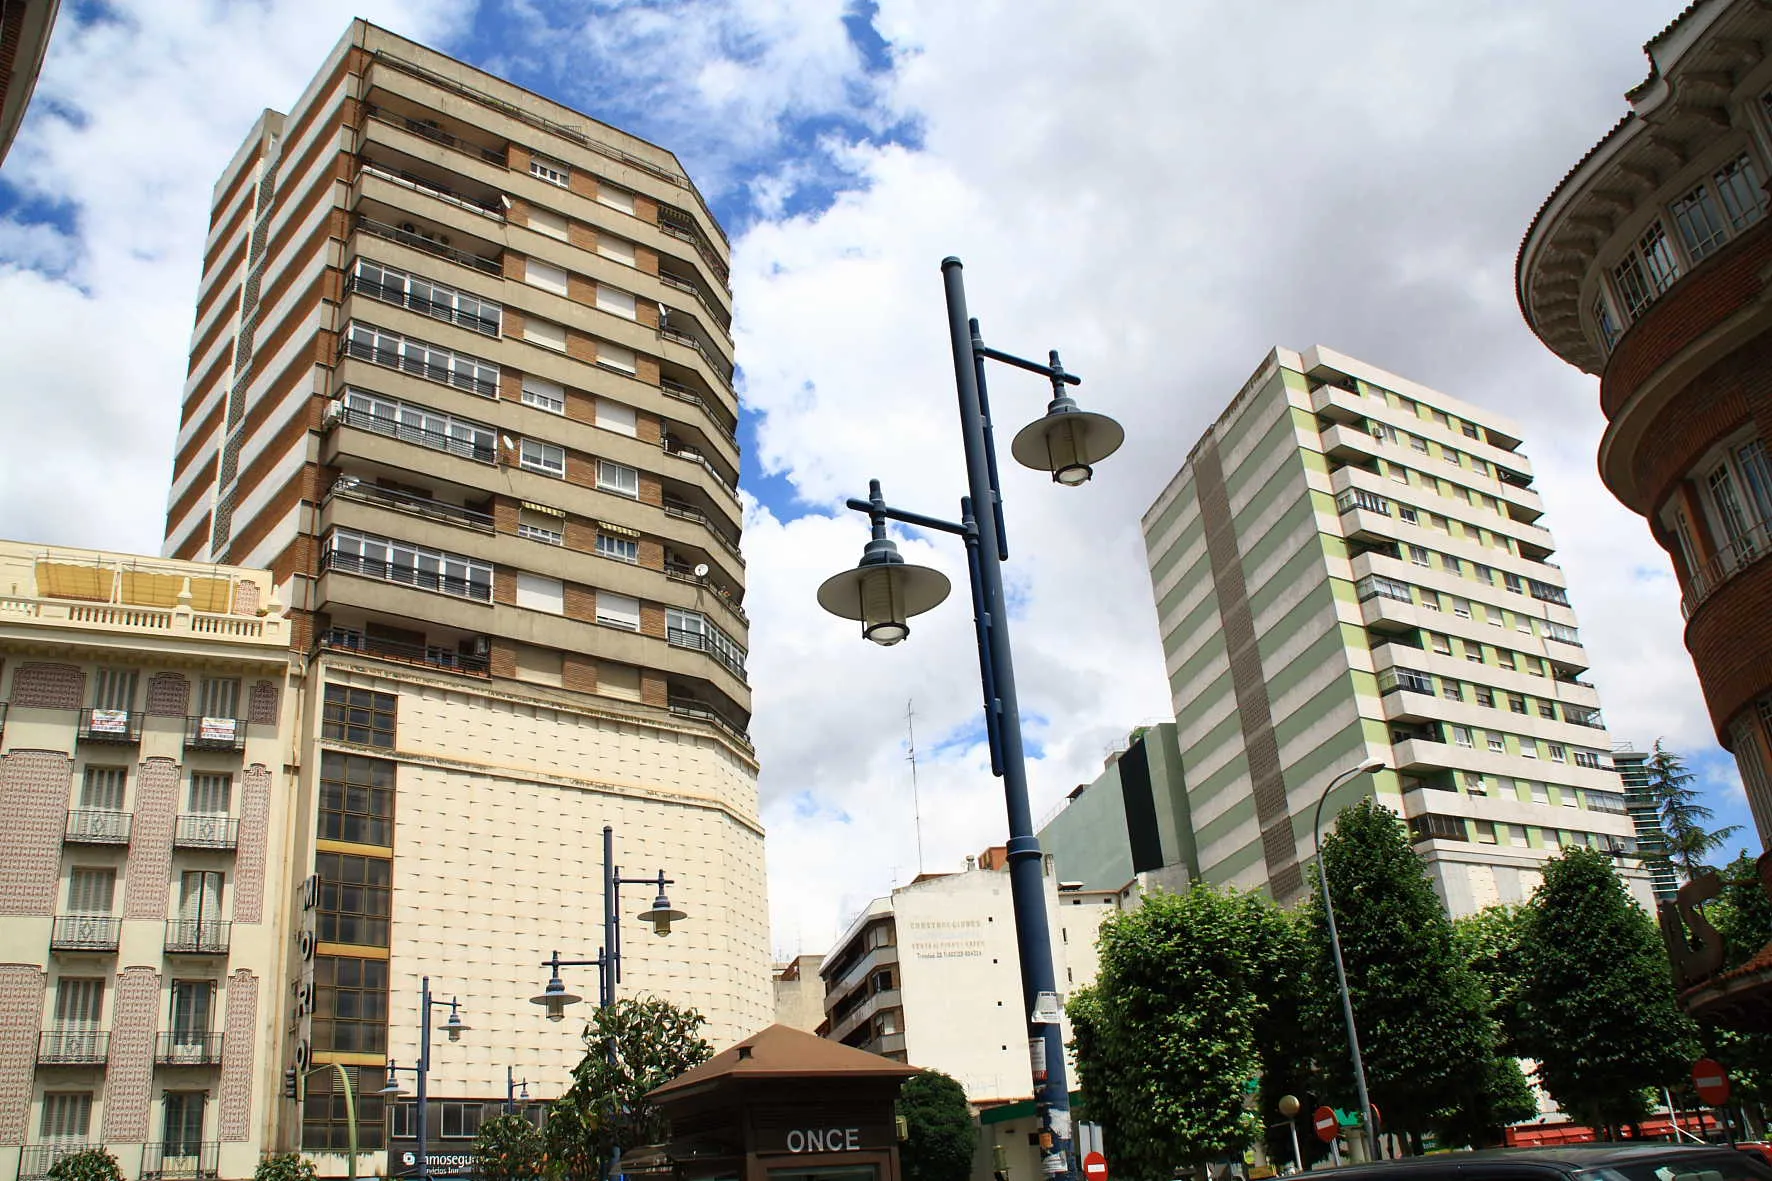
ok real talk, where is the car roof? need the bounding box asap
[1322,1145,1750,1173]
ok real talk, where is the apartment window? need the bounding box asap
[1441,554,1463,576]
[1528,579,1569,605]
[524,316,568,353]
[304,1066,388,1152]
[1463,772,1489,796]
[1432,513,1451,531]
[1673,179,1731,261]
[666,608,746,676]
[1613,220,1680,317]
[1451,724,1473,748]
[1503,572,1524,595]
[597,184,637,215]
[187,773,230,816]
[329,521,502,598]
[55,978,103,1028]
[1408,814,1467,843]
[68,868,115,915]
[597,233,637,267]
[318,752,395,847]
[1506,693,1526,715]
[40,1093,92,1142]
[176,870,223,935]
[1475,686,1495,708]
[1390,464,1409,485]
[520,438,566,477]
[92,668,138,712]
[597,460,640,498]
[1418,589,1440,611]
[311,955,389,1054]
[1367,420,1398,444]
[1336,488,1391,516]
[1593,294,1621,349]
[341,389,497,463]
[1716,153,1768,230]
[1408,545,1430,567]
[596,591,642,631]
[514,377,566,419]
[1487,732,1507,754]
[344,323,499,397]
[1486,605,1505,628]
[353,259,499,335]
[1573,749,1606,770]
[596,285,638,320]
[1471,563,1493,586]
[1452,596,1472,620]
[1496,648,1516,670]
[1464,641,1484,663]
[1520,739,1538,758]
[1548,744,1567,764]
[1432,633,1453,655]
[1399,505,1420,525]
[518,506,565,545]
[315,853,392,947]
[1526,782,1550,806]
[195,678,239,721]
[516,572,565,615]
[323,685,396,749]
[527,206,569,242]
[596,398,638,437]
[597,532,639,563]
[169,980,214,1044]
[1538,700,1557,720]
[81,766,126,811]
[598,342,638,374]
[1474,819,1498,844]
[530,156,570,187]
[1408,434,1429,454]
[1588,790,1628,815]
[1441,678,1463,702]
[524,257,570,297]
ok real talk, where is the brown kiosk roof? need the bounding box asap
[649,1024,918,1098]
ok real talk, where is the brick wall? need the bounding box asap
[1687,560,1772,742]
[0,751,72,916]
[101,966,160,1142]
[11,663,83,710]
[218,970,260,1140]
[641,670,668,708]
[234,764,272,924]
[125,757,179,921]
[0,965,44,1145]
[147,671,192,717]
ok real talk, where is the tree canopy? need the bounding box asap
[473,1114,547,1181]
[1650,740,1739,880]
[898,1070,975,1181]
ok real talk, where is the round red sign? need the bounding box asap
[1082,1151,1108,1181]
[1694,1057,1732,1105]
[1313,1106,1340,1143]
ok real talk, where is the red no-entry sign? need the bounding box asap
[1082,1151,1108,1181]
[1314,1106,1340,1143]
[1694,1058,1732,1105]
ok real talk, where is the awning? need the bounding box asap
[520,501,565,518]
[598,520,641,539]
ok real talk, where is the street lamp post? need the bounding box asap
[1310,758,1386,1161]
[378,977,471,1181]
[505,1066,531,1115]
[817,257,1123,1181]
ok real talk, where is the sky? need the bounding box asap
[0,0,1753,958]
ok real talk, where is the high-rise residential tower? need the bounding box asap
[165,21,768,1168]
[1141,346,1652,916]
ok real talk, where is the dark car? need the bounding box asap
[1315,1144,1772,1181]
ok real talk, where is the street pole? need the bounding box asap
[1312,762,1383,1162]
[941,258,1074,1181]
[417,976,432,1181]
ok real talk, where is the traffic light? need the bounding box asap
[284,1067,299,1100]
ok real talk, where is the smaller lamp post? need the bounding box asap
[378,977,470,1181]
[505,1066,532,1115]
[1276,1094,1304,1174]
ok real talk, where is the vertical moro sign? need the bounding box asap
[292,873,319,1072]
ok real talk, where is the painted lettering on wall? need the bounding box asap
[786,1128,862,1153]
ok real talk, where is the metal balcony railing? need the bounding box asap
[326,405,498,465]
[155,1032,223,1066]
[338,334,499,398]
[666,699,752,749]
[319,629,491,676]
[666,627,747,679]
[65,809,131,845]
[327,477,496,533]
[173,814,239,851]
[19,1144,102,1179]
[345,274,501,337]
[38,1029,109,1065]
[141,1141,220,1180]
[1683,519,1772,618]
[164,920,230,956]
[183,716,245,752]
[355,216,502,276]
[51,915,120,953]
[77,707,141,744]
[319,548,493,602]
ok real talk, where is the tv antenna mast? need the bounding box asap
[907,699,925,875]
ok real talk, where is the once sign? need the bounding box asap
[786,1128,862,1154]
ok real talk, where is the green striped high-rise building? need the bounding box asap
[1141,346,1655,916]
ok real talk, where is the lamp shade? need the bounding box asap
[444,1006,471,1042]
[1011,394,1124,486]
[638,890,688,937]
[817,535,950,646]
[529,974,582,1022]
[378,1065,407,1096]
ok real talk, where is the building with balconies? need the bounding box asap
[817,855,1120,1105]
[0,540,300,1181]
[160,21,770,1170]
[1141,345,1655,916]
[0,0,59,167]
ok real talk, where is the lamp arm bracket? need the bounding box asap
[841,497,970,538]
[974,343,1082,386]
[542,955,608,970]
[613,874,672,888]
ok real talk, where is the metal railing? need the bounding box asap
[659,378,738,443]
[51,915,120,952]
[338,335,499,398]
[345,274,501,336]
[664,563,748,626]
[141,1141,220,1180]
[1683,519,1772,618]
[65,809,131,845]
[659,324,734,385]
[77,707,142,744]
[327,477,496,532]
[660,501,744,562]
[661,438,739,503]
[656,267,732,334]
[155,1032,224,1065]
[362,103,507,166]
[38,1029,109,1065]
[667,699,752,748]
[320,548,494,602]
[666,626,748,678]
[183,716,245,752]
[319,628,491,677]
[355,216,502,276]
[326,406,498,465]
[164,920,231,956]
[19,1144,102,1179]
[357,160,504,220]
[173,815,239,851]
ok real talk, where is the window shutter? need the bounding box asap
[597,342,637,374]
[525,259,570,297]
[527,207,569,241]
[516,573,565,615]
[597,235,636,267]
[595,399,637,437]
[524,317,567,352]
[596,592,641,631]
[596,285,638,320]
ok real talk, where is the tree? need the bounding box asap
[1698,850,1772,1123]
[1068,885,1298,1180]
[898,1070,974,1181]
[474,1114,547,1181]
[252,1156,318,1181]
[1452,904,1528,1050]
[1300,800,1498,1151]
[1650,739,1740,880]
[46,1150,123,1181]
[1513,847,1699,1135]
[544,996,714,1181]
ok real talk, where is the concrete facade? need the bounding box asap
[1141,346,1655,917]
[0,541,300,1181]
[1038,723,1197,896]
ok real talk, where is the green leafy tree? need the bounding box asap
[1068,885,1297,1180]
[897,1070,974,1181]
[544,996,713,1181]
[252,1155,317,1181]
[46,1150,123,1181]
[1698,850,1772,1118]
[1513,847,1699,1135]
[1650,740,1740,880]
[1452,904,1528,1049]
[474,1114,547,1181]
[1301,800,1498,1151]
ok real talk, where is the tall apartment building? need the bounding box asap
[1037,722,1198,894]
[0,542,300,1181]
[1611,746,1679,904]
[1141,346,1654,916]
[163,21,769,1169]
[0,0,59,166]
[817,856,1120,1104]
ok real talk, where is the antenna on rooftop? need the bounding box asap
[907,699,925,875]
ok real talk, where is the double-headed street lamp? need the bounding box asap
[378,977,471,1181]
[1311,757,1386,1160]
[817,257,1123,1181]
[529,824,687,1020]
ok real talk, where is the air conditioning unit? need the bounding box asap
[323,400,346,426]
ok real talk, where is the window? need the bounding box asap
[1408,544,1431,567]
[315,853,391,947]
[1432,513,1452,531]
[1410,434,1429,454]
[1336,488,1391,515]
[1543,620,1580,645]
[597,591,641,631]
[188,773,230,815]
[597,532,639,563]
[441,1102,487,1140]
[598,341,638,374]
[311,955,389,1055]
[1475,819,1498,844]
[1444,449,1463,468]
[516,572,565,615]
[1452,596,1472,620]
[1496,648,1515,670]
[1538,700,1557,719]
[1462,420,1481,441]
[667,608,746,675]
[176,870,223,932]
[596,285,638,320]
[1418,589,1440,611]
[344,323,499,397]
[352,259,499,335]
[1471,563,1494,586]
[597,233,637,267]
[304,1065,388,1151]
[1463,772,1489,796]
[195,677,238,721]
[1587,790,1627,815]
[1390,464,1409,485]
[1520,739,1538,758]
[81,766,126,811]
[40,1093,92,1141]
[169,980,214,1042]
[1475,686,1495,708]
[1487,605,1504,628]
[1530,781,1551,805]
[597,460,640,498]
[1594,294,1621,349]
[1503,572,1524,594]
[1465,641,1484,662]
[518,506,565,545]
[1451,724,1474,748]
[524,316,568,352]
[519,376,566,415]
[323,685,396,748]
[1432,633,1453,655]
[1399,505,1420,525]
[530,156,570,187]
[318,752,395,846]
[1432,410,1450,428]
[527,207,569,242]
[341,389,497,463]
[1408,814,1467,843]
[1613,220,1679,317]
[1716,152,1768,231]
[1673,179,1731,261]
[68,868,115,915]
[1736,439,1772,524]
[92,667,137,712]
[1573,749,1606,770]
[596,398,638,437]
[524,258,570,297]
[1508,693,1527,715]
[596,184,637,215]
[1487,732,1506,754]
[520,438,566,477]
[1528,579,1569,605]
[1441,554,1463,575]
[1441,678,1463,702]
[1548,744,1567,764]
[55,978,103,1028]
[1543,829,1562,850]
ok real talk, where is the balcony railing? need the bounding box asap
[665,563,748,626]
[77,707,142,744]
[155,1032,224,1066]
[319,628,491,677]
[345,274,501,337]
[667,699,752,749]
[659,377,738,443]
[141,1142,220,1181]
[327,477,496,533]
[20,1144,103,1179]
[51,915,120,953]
[667,627,747,679]
[173,814,239,851]
[1683,518,1772,618]
[183,715,245,752]
[164,920,230,956]
[38,1029,109,1065]
[358,160,503,220]
[320,548,493,602]
[355,216,502,276]
[65,809,131,845]
[656,267,732,334]
[659,323,734,385]
[661,500,744,562]
[327,405,498,465]
[338,335,499,398]
[361,103,507,166]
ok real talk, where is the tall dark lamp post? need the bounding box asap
[378,977,471,1181]
[817,257,1123,1181]
[1311,758,1386,1160]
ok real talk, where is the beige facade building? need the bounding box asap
[818,855,1121,1105]
[0,542,300,1181]
[157,19,767,1173]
